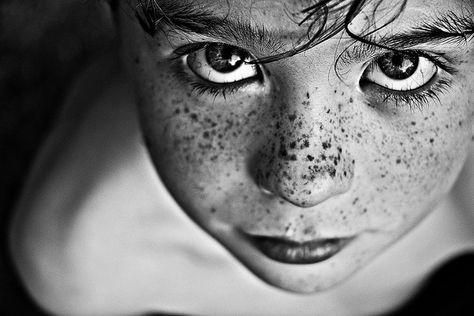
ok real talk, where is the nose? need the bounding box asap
[256,136,354,207]
[254,104,354,208]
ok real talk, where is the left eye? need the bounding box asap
[186,43,260,83]
[361,51,437,91]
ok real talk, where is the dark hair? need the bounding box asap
[134,0,408,64]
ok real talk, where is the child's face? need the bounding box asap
[119,0,474,292]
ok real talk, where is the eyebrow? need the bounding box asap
[375,12,474,49]
[135,1,474,55]
[135,0,287,55]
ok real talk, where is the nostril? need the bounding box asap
[255,169,275,196]
[259,183,274,196]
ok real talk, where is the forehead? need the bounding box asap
[160,0,471,21]
[142,0,474,43]
[133,0,474,59]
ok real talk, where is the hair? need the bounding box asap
[133,0,408,64]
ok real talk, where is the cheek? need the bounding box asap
[136,66,269,190]
[351,94,472,217]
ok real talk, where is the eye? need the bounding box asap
[186,43,260,84]
[361,51,438,91]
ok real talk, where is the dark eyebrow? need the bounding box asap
[135,1,474,56]
[135,0,287,55]
[375,11,474,49]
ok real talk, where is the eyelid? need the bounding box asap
[172,42,265,97]
[338,43,457,74]
[172,42,208,58]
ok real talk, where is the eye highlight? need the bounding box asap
[186,43,260,84]
[362,51,438,91]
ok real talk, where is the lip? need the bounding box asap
[245,234,354,264]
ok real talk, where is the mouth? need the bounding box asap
[245,234,354,264]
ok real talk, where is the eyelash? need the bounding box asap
[362,50,455,111]
[172,43,263,98]
[369,78,452,111]
[172,43,455,110]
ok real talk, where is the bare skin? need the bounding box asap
[9,0,474,315]
[120,0,474,292]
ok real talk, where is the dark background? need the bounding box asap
[1,2,473,315]
[0,1,115,313]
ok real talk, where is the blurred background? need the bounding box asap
[0,1,115,313]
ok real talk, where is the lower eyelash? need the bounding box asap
[173,56,262,98]
[376,78,452,111]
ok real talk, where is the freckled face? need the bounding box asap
[119,0,474,292]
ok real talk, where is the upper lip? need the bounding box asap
[243,233,354,264]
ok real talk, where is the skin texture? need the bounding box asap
[119,0,474,293]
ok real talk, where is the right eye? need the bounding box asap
[186,43,261,84]
[361,51,438,91]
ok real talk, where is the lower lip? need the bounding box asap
[247,235,353,264]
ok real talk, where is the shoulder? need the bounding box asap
[7,53,235,315]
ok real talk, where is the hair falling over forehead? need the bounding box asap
[134,0,408,63]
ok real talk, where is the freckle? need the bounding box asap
[289,112,297,121]
[134,57,140,64]
[210,208,216,214]
[459,120,463,126]
[306,92,310,99]
[429,138,434,143]
[184,107,190,113]
[322,141,331,150]
[190,113,198,121]
[203,131,210,139]
[307,155,314,161]
[396,158,401,164]
[411,121,416,126]
[289,154,297,161]
[349,97,353,103]
[362,208,367,213]
[321,154,327,160]
[290,141,296,149]
[338,103,342,112]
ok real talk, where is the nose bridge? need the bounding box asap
[255,66,354,208]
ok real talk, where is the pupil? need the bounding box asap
[377,52,418,80]
[205,43,247,73]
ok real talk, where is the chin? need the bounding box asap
[246,257,361,294]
